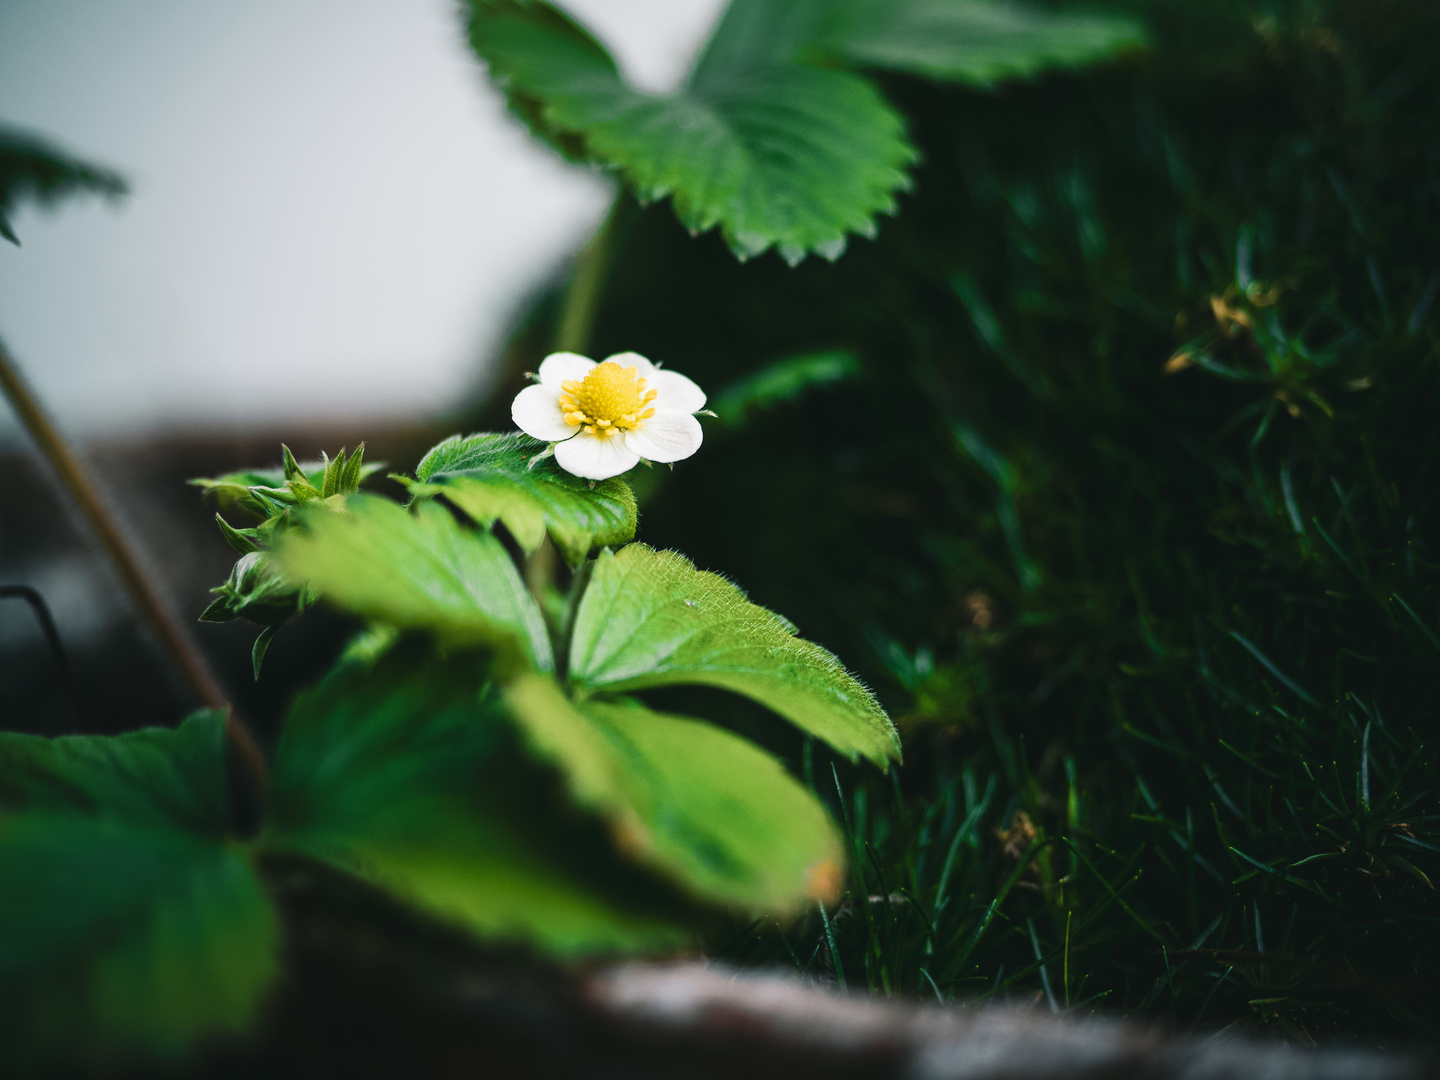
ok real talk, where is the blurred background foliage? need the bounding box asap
[473,0,1440,1041]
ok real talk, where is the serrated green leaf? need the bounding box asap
[267,653,688,954]
[567,545,900,766]
[507,675,844,909]
[0,711,232,835]
[465,0,915,262]
[276,495,553,670]
[409,432,636,564]
[466,0,619,161]
[0,815,277,1066]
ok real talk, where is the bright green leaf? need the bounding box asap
[409,432,636,564]
[0,711,232,836]
[567,544,900,766]
[465,0,916,263]
[276,495,554,671]
[507,675,844,909]
[267,653,689,954]
[0,815,277,1066]
[818,0,1147,86]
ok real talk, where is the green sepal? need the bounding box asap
[199,551,306,629]
[251,625,280,681]
[214,513,260,555]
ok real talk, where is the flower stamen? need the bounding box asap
[558,363,657,434]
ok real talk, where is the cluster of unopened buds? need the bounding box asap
[511,351,708,480]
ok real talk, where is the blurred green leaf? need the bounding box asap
[0,817,277,1066]
[267,653,688,954]
[408,431,636,564]
[276,495,554,671]
[507,675,844,909]
[567,544,900,766]
[0,713,276,1065]
[0,711,232,835]
[817,0,1147,85]
[0,126,127,245]
[712,349,860,428]
[465,0,915,263]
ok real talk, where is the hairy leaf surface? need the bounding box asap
[410,432,636,564]
[507,676,843,908]
[277,495,553,670]
[567,545,899,766]
[267,655,688,954]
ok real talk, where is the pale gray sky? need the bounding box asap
[0,0,725,443]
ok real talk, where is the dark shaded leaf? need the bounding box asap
[266,653,689,954]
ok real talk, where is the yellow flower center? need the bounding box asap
[559,362,658,438]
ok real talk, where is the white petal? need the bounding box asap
[623,410,703,463]
[601,351,657,379]
[650,369,706,413]
[555,431,640,480]
[511,384,576,443]
[537,352,595,389]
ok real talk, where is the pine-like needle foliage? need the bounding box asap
[489,0,1440,1041]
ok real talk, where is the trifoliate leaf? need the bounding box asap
[465,0,915,263]
[276,495,554,670]
[507,675,844,909]
[817,0,1148,86]
[0,815,277,1066]
[0,711,232,836]
[267,653,688,954]
[0,126,127,245]
[408,432,636,564]
[566,545,900,767]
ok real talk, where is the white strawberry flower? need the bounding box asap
[511,351,706,481]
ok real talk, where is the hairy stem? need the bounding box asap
[554,191,629,354]
[0,337,267,789]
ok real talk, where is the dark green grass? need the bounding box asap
[480,0,1440,1042]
